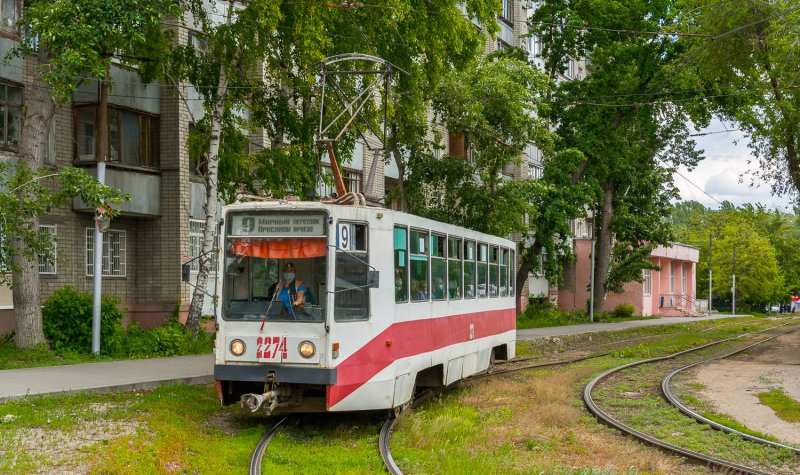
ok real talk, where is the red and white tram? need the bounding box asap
[213,200,516,414]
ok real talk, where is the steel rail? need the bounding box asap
[380,415,403,475]
[510,316,767,365]
[662,328,800,455]
[380,320,794,475]
[583,324,798,475]
[249,416,288,475]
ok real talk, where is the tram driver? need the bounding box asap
[268,262,307,318]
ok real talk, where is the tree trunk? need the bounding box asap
[591,181,614,317]
[514,254,531,315]
[186,2,233,336]
[390,123,408,212]
[12,49,57,349]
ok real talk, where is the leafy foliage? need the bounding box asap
[678,0,800,196]
[0,164,126,283]
[673,201,794,309]
[528,0,714,314]
[613,303,635,319]
[17,0,183,103]
[42,286,125,354]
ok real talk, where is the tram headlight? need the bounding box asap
[298,341,316,359]
[230,339,246,356]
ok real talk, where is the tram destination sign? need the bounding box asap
[230,213,325,237]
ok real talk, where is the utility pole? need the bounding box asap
[589,238,596,323]
[732,242,737,316]
[92,72,110,355]
[708,232,713,315]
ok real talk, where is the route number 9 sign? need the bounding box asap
[337,222,354,250]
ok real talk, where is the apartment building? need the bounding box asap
[0,1,580,334]
[0,9,213,331]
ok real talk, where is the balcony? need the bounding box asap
[73,163,161,217]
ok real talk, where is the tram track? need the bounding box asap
[379,319,798,475]
[248,416,288,475]
[662,329,800,455]
[583,322,800,475]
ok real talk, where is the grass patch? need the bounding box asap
[700,411,780,442]
[0,326,213,370]
[517,309,656,329]
[758,389,800,423]
[1,316,795,474]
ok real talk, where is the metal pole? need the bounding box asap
[708,233,712,315]
[92,161,105,355]
[589,239,596,322]
[732,243,736,316]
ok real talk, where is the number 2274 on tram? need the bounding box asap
[213,200,517,414]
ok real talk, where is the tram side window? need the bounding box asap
[489,246,499,297]
[431,234,446,300]
[499,248,509,297]
[335,222,369,321]
[509,249,515,296]
[477,243,488,298]
[410,229,429,301]
[447,237,462,300]
[464,241,476,298]
[394,226,408,303]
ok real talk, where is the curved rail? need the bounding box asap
[379,320,794,475]
[380,415,403,475]
[662,329,800,455]
[583,324,798,474]
[249,416,288,475]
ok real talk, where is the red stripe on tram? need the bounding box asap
[326,308,516,408]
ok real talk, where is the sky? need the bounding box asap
[673,117,797,212]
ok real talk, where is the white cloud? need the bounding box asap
[673,118,796,211]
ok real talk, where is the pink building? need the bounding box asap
[556,241,700,317]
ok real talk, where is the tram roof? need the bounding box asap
[222,200,516,247]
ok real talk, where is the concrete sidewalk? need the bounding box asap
[0,354,214,401]
[0,314,752,402]
[516,313,751,340]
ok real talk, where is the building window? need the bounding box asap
[85,228,127,277]
[189,219,217,272]
[681,263,687,294]
[643,269,652,296]
[74,105,159,169]
[669,261,675,293]
[566,59,575,79]
[0,82,22,151]
[531,35,542,56]
[1,0,17,29]
[500,0,513,23]
[318,166,362,197]
[496,39,511,51]
[38,225,57,275]
[528,163,543,180]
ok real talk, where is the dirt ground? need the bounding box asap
[692,332,800,445]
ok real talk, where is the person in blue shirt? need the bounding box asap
[274,262,306,318]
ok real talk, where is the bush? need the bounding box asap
[120,322,186,357]
[613,303,635,319]
[43,286,125,354]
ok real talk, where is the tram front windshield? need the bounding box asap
[223,211,327,322]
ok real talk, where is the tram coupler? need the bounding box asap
[241,386,291,414]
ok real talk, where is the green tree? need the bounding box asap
[672,202,798,307]
[405,52,567,311]
[529,0,712,315]
[679,0,800,196]
[4,0,177,348]
[712,219,783,310]
[176,0,500,332]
